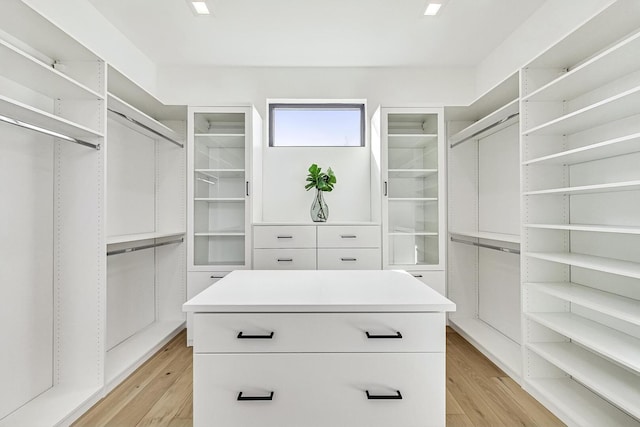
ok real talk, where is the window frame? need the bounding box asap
[268,102,366,147]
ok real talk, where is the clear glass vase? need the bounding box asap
[310,189,329,222]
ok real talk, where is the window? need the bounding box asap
[269,103,365,147]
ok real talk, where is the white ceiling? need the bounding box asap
[87,0,546,68]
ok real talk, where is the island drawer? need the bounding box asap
[253,225,316,248]
[317,225,380,248]
[253,248,317,270]
[193,352,445,427]
[193,312,445,353]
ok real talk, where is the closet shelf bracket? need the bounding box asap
[0,113,100,150]
[450,112,519,149]
[450,236,520,255]
[107,108,184,148]
[107,237,184,256]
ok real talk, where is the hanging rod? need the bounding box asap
[0,113,100,150]
[450,237,520,255]
[450,112,519,149]
[107,237,183,256]
[107,108,184,148]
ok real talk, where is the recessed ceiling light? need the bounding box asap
[192,1,210,15]
[424,3,442,15]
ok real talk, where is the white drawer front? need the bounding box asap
[317,248,381,270]
[253,225,316,248]
[317,225,381,248]
[186,272,229,345]
[193,312,445,353]
[409,270,445,296]
[253,248,316,270]
[194,353,445,427]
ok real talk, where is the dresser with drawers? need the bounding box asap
[253,223,381,270]
[183,270,455,427]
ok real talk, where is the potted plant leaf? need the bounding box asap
[305,163,336,222]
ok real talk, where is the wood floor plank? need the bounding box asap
[446,413,476,427]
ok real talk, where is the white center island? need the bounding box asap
[183,269,455,427]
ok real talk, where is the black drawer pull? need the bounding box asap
[277,235,293,239]
[340,235,357,239]
[412,274,423,278]
[277,258,293,262]
[237,391,274,401]
[341,257,357,262]
[366,331,403,339]
[210,275,225,279]
[237,331,274,339]
[366,390,402,400]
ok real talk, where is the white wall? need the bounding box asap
[21,0,158,94]
[159,66,474,222]
[476,0,616,96]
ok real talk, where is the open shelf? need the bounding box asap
[449,230,520,244]
[107,93,181,145]
[522,85,640,136]
[527,311,640,373]
[448,317,522,382]
[524,30,640,103]
[526,251,640,279]
[105,320,184,390]
[0,94,104,140]
[106,231,185,246]
[524,180,640,196]
[525,223,640,234]
[0,38,103,100]
[523,132,640,166]
[526,378,640,427]
[449,98,519,146]
[528,341,640,419]
[526,282,640,326]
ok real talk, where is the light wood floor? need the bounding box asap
[73,328,564,427]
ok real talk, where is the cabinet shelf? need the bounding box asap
[388,169,438,178]
[526,223,640,234]
[526,378,640,427]
[387,134,437,148]
[194,197,245,202]
[523,85,640,136]
[388,232,438,236]
[523,132,640,166]
[106,231,185,246]
[528,342,640,420]
[449,98,519,146]
[0,38,103,100]
[526,282,640,326]
[526,251,640,279]
[194,232,245,236]
[0,94,104,140]
[107,93,181,146]
[388,197,438,202]
[524,30,640,103]
[524,180,640,196]
[449,230,520,244]
[527,311,640,373]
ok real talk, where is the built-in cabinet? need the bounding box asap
[446,75,522,381]
[520,2,640,424]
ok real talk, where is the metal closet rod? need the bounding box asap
[107,237,184,256]
[450,112,520,149]
[107,108,184,148]
[0,113,100,150]
[450,237,520,255]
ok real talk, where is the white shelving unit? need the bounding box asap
[521,1,640,424]
[105,68,186,391]
[446,73,523,382]
[0,1,105,425]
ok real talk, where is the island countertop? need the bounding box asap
[183,270,456,313]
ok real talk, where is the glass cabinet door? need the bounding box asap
[385,111,441,267]
[192,112,247,266]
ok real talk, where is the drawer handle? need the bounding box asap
[366,390,402,400]
[237,391,274,401]
[340,235,357,239]
[366,331,403,339]
[412,274,423,278]
[210,275,225,279]
[277,235,293,239]
[277,258,293,262]
[341,257,357,262]
[237,331,274,339]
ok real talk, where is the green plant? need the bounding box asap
[304,163,337,192]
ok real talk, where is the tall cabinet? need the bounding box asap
[375,107,446,295]
[186,106,262,344]
[520,2,640,425]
